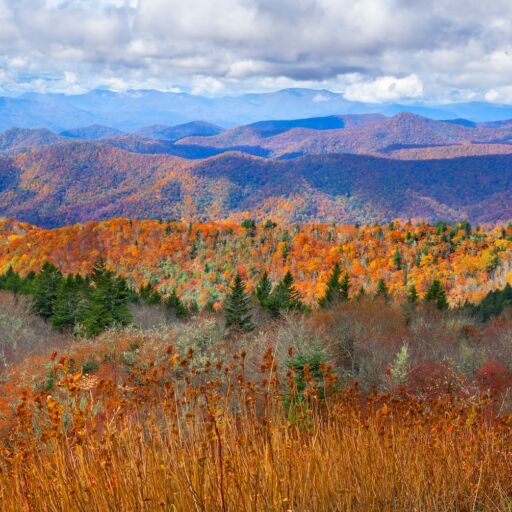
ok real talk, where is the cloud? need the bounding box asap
[0,0,511,102]
[344,74,424,103]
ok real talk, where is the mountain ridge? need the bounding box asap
[4,88,512,132]
[0,142,511,227]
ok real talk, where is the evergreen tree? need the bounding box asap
[319,264,349,307]
[266,271,304,317]
[31,262,63,319]
[139,283,162,305]
[20,271,37,294]
[473,283,512,321]
[375,278,389,301]
[81,259,132,337]
[0,267,22,293]
[241,219,257,237]
[50,274,87,331]
[223,274,254,332]
[255,271,272,306]
[424,280,448,310]
[165,288,188,319]
[340,273,350,302]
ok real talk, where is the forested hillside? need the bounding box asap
[0,144,512,227]
[0,217,510,308]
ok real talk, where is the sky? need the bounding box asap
[1,0,512,103]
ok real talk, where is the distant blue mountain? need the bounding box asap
[1,88,512,132]
[60,124,124,140]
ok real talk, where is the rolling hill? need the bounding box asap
[0,128,72,154]
[0,142,511,227]
[180,112,512,159]
[60,124,125,140]
[134,121,224,141]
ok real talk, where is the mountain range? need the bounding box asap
[4,88,512,132]
[1,111,512,227]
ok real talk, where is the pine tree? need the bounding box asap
[424,280,448,310]
[340,273,350,302]
[81,259,133,337]
[165,288,188,319]
[319,264,349,307]
[0,267,22,293]
[50,274,87,331]
[255,271,272,306]
[223,274,254,332]
[139,283,162,305]
[266,271,303,317]
[375,278,389,301]
[31,262,63,319]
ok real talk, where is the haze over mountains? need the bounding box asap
[4,88,512,132]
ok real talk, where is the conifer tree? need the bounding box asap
[223,274,254,332]
[266,271,304,317]
[50,274,87,331]
[81,259,132,337]
[375,278,389,301]
[0,267,22,293]
[340,272,350,302]
[424,280,448,310]
[255,271,272,306]
[139,283,162,305]
[319,264,350,307]
[165,288,188,319]
[355,286,367,300]
[31,262,63,319]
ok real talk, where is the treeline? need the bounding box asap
[0,261,191,337]
[466,284,512,321]
[223,263,452,333]
[0,260,509,338]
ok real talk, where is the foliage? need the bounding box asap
[223,274,254,332]
[425,280,449,310]
[266,271,304,317]
[318,263,350,307]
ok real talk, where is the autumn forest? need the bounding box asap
[0,104,512,510]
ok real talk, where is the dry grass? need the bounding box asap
[0,338,511,512]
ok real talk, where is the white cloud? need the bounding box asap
[0,0,511,101]
[313,94,330,103]
[344,74,424,103]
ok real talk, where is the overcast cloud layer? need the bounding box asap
[1,0,512,103]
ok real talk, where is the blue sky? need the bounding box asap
[1,0,512,103]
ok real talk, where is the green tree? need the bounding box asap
[319,264,349,307]
[0,267,23,293]
[223,274,254,332]
[266,271,304,317]
[241,219,256,237]
[165,288,188,319]
[375,278,389,301]
[32,262,63,319]
[424,280,448,310]
[139,283,162,305]
[255,271,272,306]
[50,274,88,331]
[81,260,133,337]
